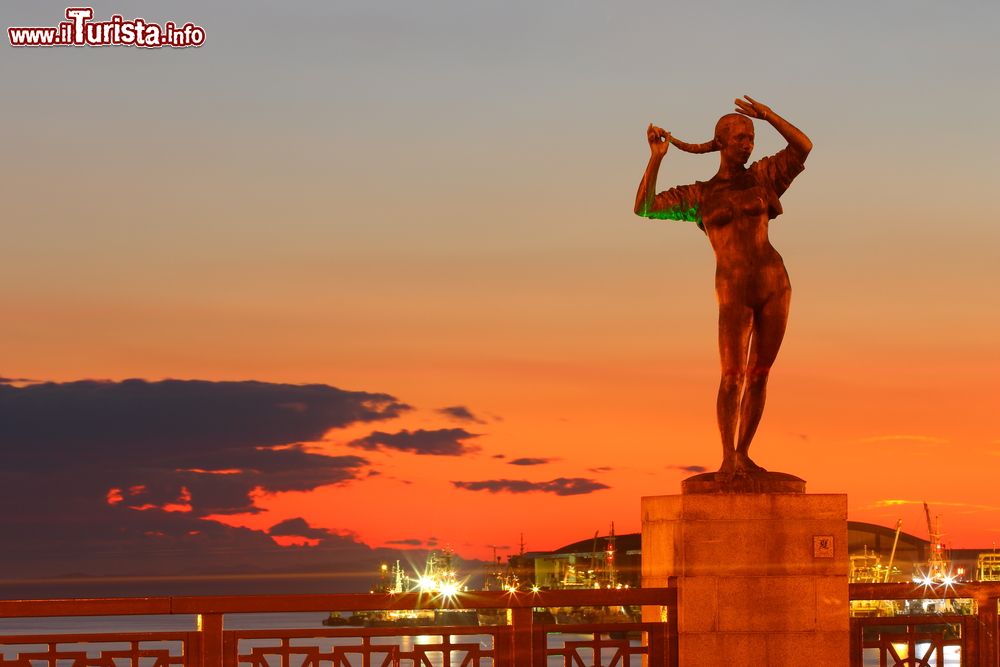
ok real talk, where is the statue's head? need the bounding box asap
[714,113,754,165]
[669,113,754,163]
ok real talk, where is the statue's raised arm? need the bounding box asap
[733,95,812,159]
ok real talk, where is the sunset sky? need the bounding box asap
[2,0,999,589]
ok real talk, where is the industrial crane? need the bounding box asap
[920,501,951,585]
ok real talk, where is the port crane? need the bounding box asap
[884,519,902,583]
[919,501,952,585]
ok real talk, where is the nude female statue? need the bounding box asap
[634,96,812,475]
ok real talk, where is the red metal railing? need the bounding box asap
[8,580,994,666]
[0,587,678,666]
[849,581,1000,667]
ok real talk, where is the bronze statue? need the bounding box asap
[634,96,812,476]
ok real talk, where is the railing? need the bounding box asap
[0,587,678,666]
[849,581,1000,667]
[5,580,993,666]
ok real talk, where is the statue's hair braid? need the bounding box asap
[669,137,718,154]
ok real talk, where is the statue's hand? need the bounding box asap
[647,123,671,158]
[734,95,772,122]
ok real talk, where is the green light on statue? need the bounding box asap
[640,205,700,223]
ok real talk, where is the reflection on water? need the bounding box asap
[0,614,198,635]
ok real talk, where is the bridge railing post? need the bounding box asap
[666,577,679,667]
[510,606,534,667]
[976,593,997,667]
[198,612,223,667]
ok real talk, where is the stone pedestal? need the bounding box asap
[642,490,849,667]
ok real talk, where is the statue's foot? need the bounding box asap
[718,455,738,476]
[734,453,766,473]
[719,453,767,476]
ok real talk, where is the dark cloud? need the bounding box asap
[492,454,506,459]
[0,379,407,460]
[0,376,35,384]
[587,466,613,473]
[0,500,488,596]
[348,428,480,456]
[0,378,411,580]
[436,405,485,423]
[0,379,401,518]
[452,477,609,496]
[670,464,708,473]
[508,457,553,466]
[268,518,334,540]
[0,494,378,580]
[386,538,423,546]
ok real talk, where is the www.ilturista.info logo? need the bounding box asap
[8,7,205,48]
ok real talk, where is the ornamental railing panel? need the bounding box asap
[0,588,677,667]
[0,631,197,666]
[849,581,1000,667]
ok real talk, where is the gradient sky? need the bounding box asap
[2,0,999,584]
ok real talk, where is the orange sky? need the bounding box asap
[2,1,999,568]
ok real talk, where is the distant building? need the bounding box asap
[512,533,641,590]
[848,521,929,581]
[849,521,999,582]
[511,522,998,587]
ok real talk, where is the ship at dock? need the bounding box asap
[325,528,639,628]
[505,524,641,625]
[849,503,999,618]
[324,550,477,627]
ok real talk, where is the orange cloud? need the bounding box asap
[162,486,193,513]
[857,435,949,445]
[270,535,321,547]
[867,499,1000,513]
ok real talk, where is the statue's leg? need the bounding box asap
[734,291,790,470]
[716,300,753,473]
